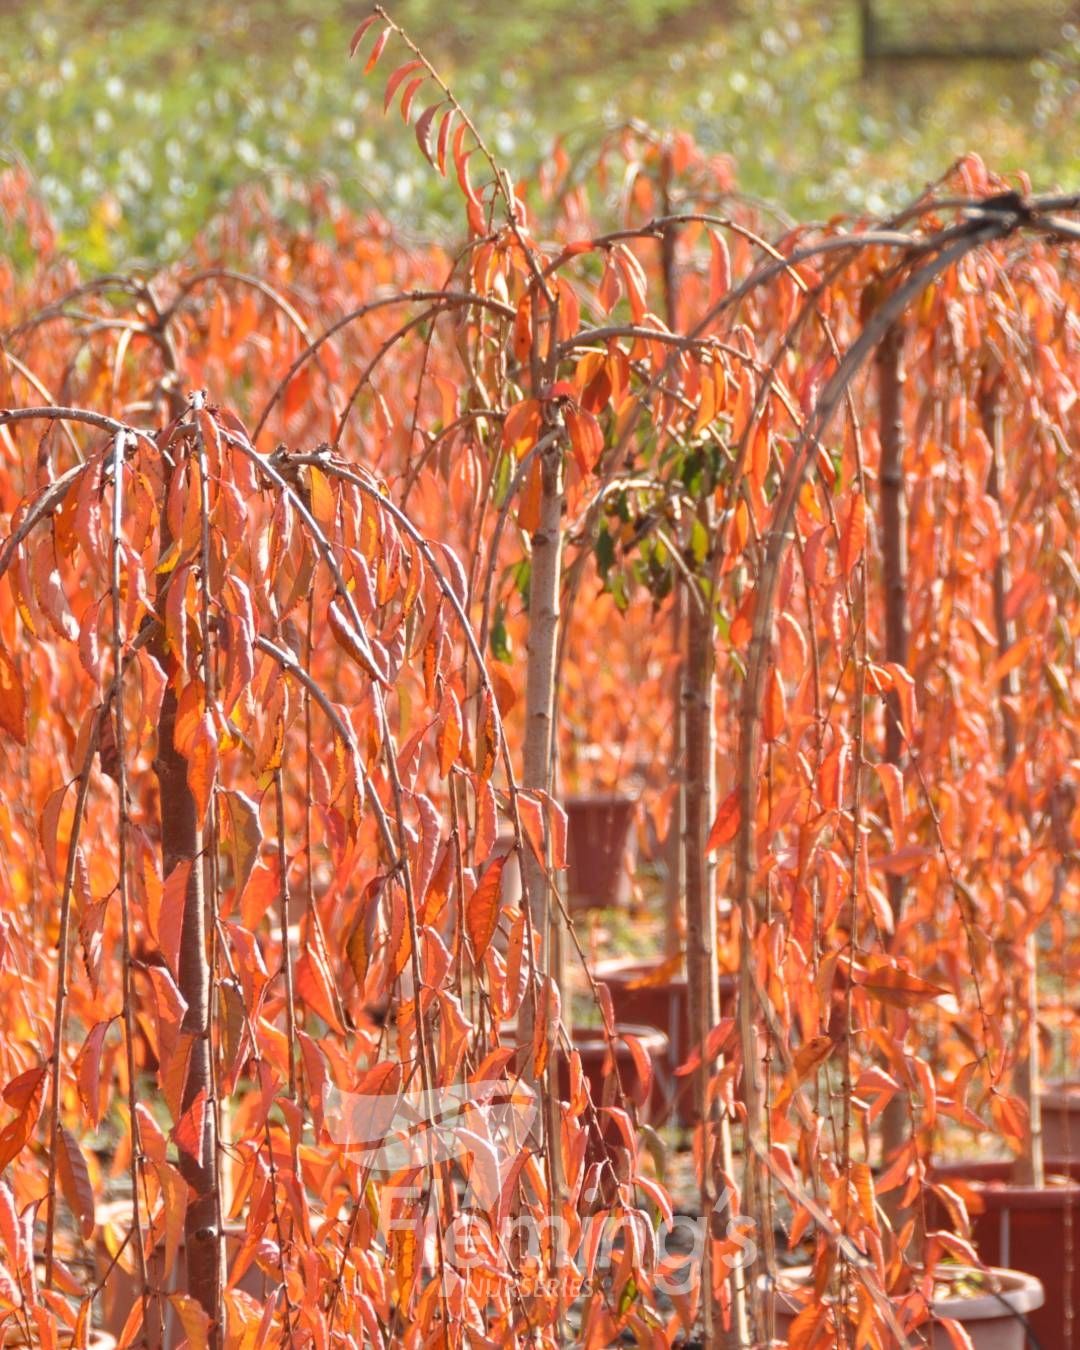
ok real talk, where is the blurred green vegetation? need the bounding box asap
[1,0,1078,270]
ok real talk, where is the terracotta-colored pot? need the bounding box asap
[564,1022,668,1120]
[95,1203,269,1348]
[2,1333,115,1349]
[558,1022,669,1174]
[1039,1080,1080,1158]
[591,956,736,1123]
[564,795,637,911]
[930,1160,1080,1350]
[496,1020,666,1161]
[764,1263,1044,1349]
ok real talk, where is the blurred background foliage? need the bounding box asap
[1,0,1079,270]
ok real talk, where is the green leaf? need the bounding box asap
[490,610,512,664]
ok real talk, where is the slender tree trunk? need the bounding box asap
[879,323,908,920]
[667,589,687,957]
[519,443,567,1203]
[660,214,686,959]
[153,445,223,1341]
[684,572,750,1347]
[877,323,911,1175]
[982,393,1044,1188]
[155,696,222,1332]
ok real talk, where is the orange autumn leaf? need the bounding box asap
[706,790,740,852]
[839,491,867,577]
[854,961,947,1008]
[436,686,462,777]
[467,854,504,960]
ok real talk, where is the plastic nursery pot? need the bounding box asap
[564,1022,669,1122]
[762,1263,1044,1350]
[563,794,638,912]
[931,1159,1080,1350]
[95,1202,269,1349]
[558,1022,669,1170]
[591,956,736,1125]
[1039,1080,1080,1157]
[502,1019,666,1113]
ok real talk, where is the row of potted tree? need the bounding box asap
[0,11,1078,1346]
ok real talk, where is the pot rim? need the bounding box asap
[562,793,640,809]
[931,1158,1080,1206]
[1039,1078,1080,1112]
[591,954,737,989]
[570,1022,669,1054]
[762,1262,1045,1322]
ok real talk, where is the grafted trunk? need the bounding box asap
[683,574,750,1347]
[877,322,911,1175]
[154,694,222,1334]
[518,442,567,1216]
[660,214,686,958]
[153,443,222,1342]
[878,323,908,919]
[983,393,1043,1189]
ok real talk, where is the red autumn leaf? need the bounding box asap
[676,1018,734,1077]
[40,781,71,881]
[436,687,461,777]
[57,1127,95,1239]
[489,664,516,714]
[75,1020,113,1125]
[295,942,346,1034]
[502,398,541,458]
[399,74,426,123]
[532,977,562,1080]
[988,1091,1029,1150]
[169,1295,210,1350]
[348,14,379,57]
[476,688,498,781]
[436,109,455,176]
[565,407,603,476]
[706,790,740,852]
[363,26,392,74]
[186,713,218,825]
[709,229,731,306]
[473,776,497,863]
[173,1087,208,1162]
[515,792,546,871]
[392,1225,420,1310]
[874,762,905,843]
[839,491,867,577]
[0,1065,46,1170]
[239,855,280,933]
[151,859,189,978]
[535,790,568,870]
[0,1182,23,1279]
[870,844,933,875]
[117,1299,145,1350]
[619,1031,652,1108]
[597,255,622,313]
[513,296,532,365]
[383,59,425,113]
[414,102,443,168]
[854,961,947,1007]
[328,598,386,683]
[881,660,918,739]
[467,854,504,960]
[0,646,26,744]
[219,789,262,899]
